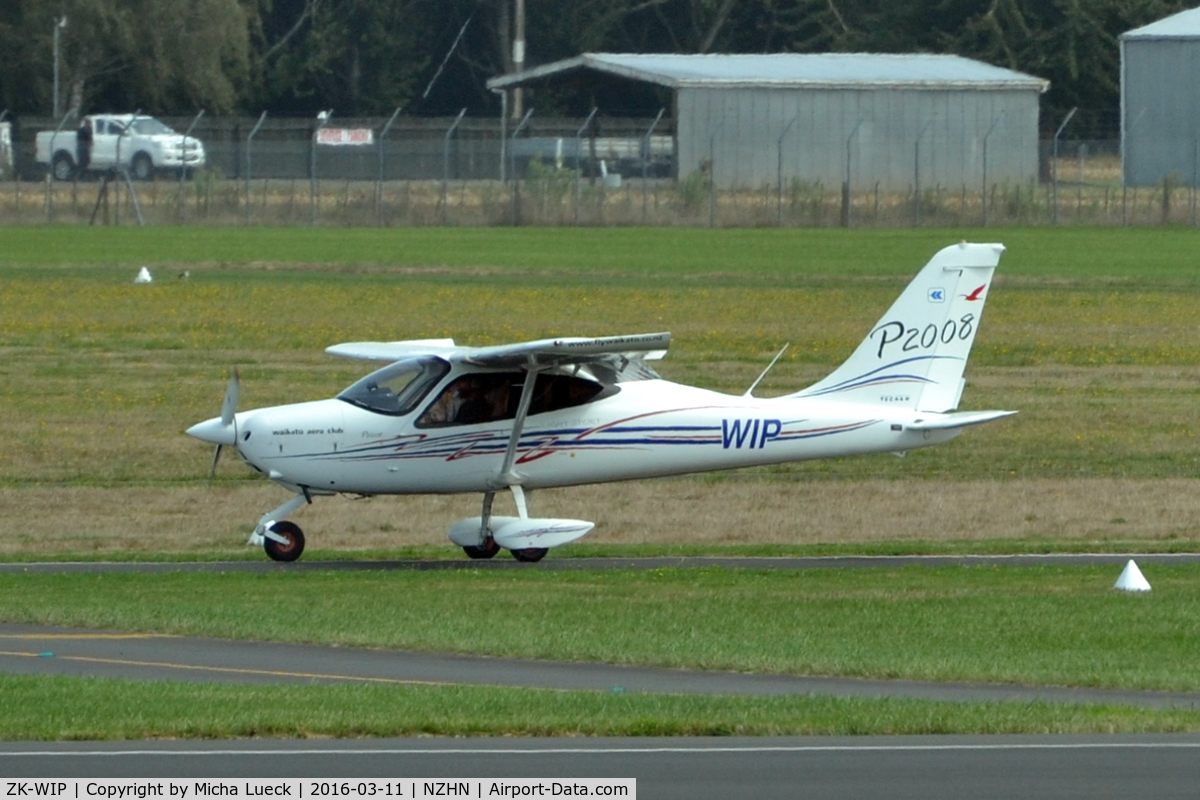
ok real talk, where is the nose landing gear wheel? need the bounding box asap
[264,521,305,562]
[462,537,501,559]
[510,547,548,563]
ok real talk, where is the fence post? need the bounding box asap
[709,132,717,227]
[508,108,533,226]
[1051,107,1077,225]
[913,119,933,227]
[1192,137,1198,228]
[311,109,332,225]
[1077,142,1087,217]
[0,109,10,217]
[776,113,800,227]
[113,110,142,227]
[642,108,665,225]
[842,120,863,228]
[493,89,508,184]
[175,109,205,224]
[573,107,597,225]
[244,111,265,226]
[0,109,8,186]
[442,108,466,225]
[981,112,1004,227]
[708,120,726,229]
[45,107,79,222]
[376,107,402,226]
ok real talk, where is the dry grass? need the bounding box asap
[1,475,1194,557]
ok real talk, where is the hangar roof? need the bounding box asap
[487,53,1049,92]
[1123,7,1200,40]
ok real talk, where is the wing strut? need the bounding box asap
[480,357,541,539]
[498,356,541,485]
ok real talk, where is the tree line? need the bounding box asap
[0,0,1192,134]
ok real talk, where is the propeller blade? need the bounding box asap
[208,444,223,479]
[220,368,240,428]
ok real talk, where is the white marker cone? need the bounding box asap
[134,266,153,284]
[1114,559,1151,592]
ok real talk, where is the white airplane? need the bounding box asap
[187,242,1014,563]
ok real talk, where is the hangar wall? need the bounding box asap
[676,86,1041,192]
[1122,37,1200,187]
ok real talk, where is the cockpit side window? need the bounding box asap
[337,357,450,416]
[416,371,614,428]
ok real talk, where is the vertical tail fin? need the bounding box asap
[793,242,1004,412]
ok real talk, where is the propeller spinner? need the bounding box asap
[185,368,240,477]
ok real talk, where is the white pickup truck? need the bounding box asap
[36,114,205,181]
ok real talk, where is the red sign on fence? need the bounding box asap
[316,128,375,146]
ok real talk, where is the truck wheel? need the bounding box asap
[131,153,154,181]
[51,152,76,181]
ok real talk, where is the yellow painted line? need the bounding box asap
[0,633,174,640]
[0,649,453,687]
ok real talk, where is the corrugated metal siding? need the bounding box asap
[1123,38,1200,187]
[678,86,1040,191]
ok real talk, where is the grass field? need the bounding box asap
[1,224,1199,738]
[3,565,1197,690]
[9,675,1199,739]
[2,225,1199,553]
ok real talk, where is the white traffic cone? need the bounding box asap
[134,266,153,284]
[1114,559,1151,592]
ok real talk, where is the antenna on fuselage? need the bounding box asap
[743,343,789,398]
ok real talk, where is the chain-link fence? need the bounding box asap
[1,111,1196,227]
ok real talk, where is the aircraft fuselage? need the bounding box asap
[227,379,957,496]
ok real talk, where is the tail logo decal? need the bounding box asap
[871,314,976,359]
[927,288,946,303]
[961,285,987,301]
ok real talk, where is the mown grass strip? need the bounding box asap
[3,226,1200,284]
[1,565,1196,691]
[3,674,1199,740]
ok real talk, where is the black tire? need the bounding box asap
[51,152,76,181]
[462,538,501,560]
[264,521,305,562]
[510,547,548,563]
[131,152,154,181]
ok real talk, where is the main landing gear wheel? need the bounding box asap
[462,537,501,560]
[510,547,548,563]
[264,521,305,562]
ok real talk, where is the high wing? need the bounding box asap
[324,338,459,362]
[326,332,672,383]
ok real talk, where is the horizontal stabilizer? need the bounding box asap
[906,410,1017,431]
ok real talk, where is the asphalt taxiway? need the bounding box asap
[3,553,1198,706]
[3,736,1200,799]
[2,621,1198,709]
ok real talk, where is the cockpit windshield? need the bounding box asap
[336,356,450,416]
